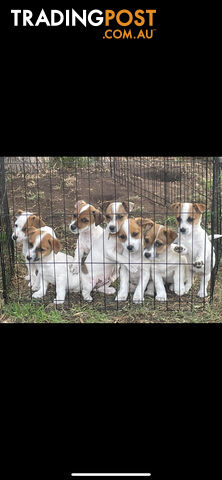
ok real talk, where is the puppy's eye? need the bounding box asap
[155,241,163,248]
[73,214,77,219]
[37,247,44,252]
[28,243,33,248]
[145,238,149,244]
[106,215,111,220]
[187,217,194,223]
[15,224,18,228]
[120,234,126,240]
[82,218,89,223]
[177,217,182,223]
[117,214,123,220]
[132,232,139,238]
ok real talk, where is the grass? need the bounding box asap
[1,260,222,323]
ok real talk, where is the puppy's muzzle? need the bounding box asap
[127,245,134,252]
[12,234,18,241]
[144,252,151,259]
[180,228,186,234]
[70,223,78,232]
[109,225,116,233]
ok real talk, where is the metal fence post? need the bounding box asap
[0,157,14,303]
[210,157,222,303]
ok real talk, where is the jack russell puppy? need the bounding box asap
[26,228,80,304]
[80,201,135,302]
[171,202,219,297]
[139,223,188,302]
[12,210,46,290]
[114,217,154,303]
[69,200,104,274]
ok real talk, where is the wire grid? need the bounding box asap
[0,156,221,313]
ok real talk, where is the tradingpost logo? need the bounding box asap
[10,9,158,40]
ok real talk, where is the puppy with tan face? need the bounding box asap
[171,202,216,297]
[27,228,80,304]
[69,200,104,274]
[105,201,135,234]
[142,223,187,302]
[114,217,154,303]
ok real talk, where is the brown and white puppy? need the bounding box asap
[114,217,154,303]
[142,223,187,302]
[80,201,135,302]
[12,210,46,288]
[105,201,135,234]
[26,229,80,304]
[171,202,215,297]
[69,200,104,274]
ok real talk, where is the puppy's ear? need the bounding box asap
[27,226,37,237]
[102,201,111,213]
[135,217,154,231]
[93,209,104,226]
[164,229,178,245]
[193,203,206,214]
[16,209,24,217]
[48,237,61,254]
[75,200,86,212]
[122,201,135,213]
[28,215,45,228]
[171,202,181,212]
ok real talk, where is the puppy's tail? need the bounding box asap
[208,234,222,241]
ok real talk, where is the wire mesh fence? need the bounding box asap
[0,156,221,314]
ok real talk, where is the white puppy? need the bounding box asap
[140,223,187,302]
[12,210,46,290]
[80,201,135,302]
[171,202,218,297]
[114,217,154,303]
[69,200,104,274]
[26,229,80,304]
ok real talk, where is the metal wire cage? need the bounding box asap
[0,156,221,313]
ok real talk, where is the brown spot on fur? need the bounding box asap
[22,215,45,233]
[135,217,154,230]
[72,202,104,229]
[144,223,177,253]
[37,234,61,257]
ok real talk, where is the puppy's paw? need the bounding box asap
[69,264,79,275]
[115,294,128,302]
[174,287,186,296]
[193,260,204,269]
[54,299,64,305]
[82,292,93,302]
[133,296,144,304]
[106,287,116,295]
[32,291,43,299]
[156,294,167,302]
[197,290,208,298]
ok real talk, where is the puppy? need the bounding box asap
[114,217,154,303]
[12,210,46,289]
[171,202,216,297]
[141,223,187,302]
[69,200,104,274]
[80,201,135,302]
[26,228,80,304]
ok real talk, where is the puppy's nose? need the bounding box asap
[127,245,134,251]
[109,226,116,232]
[144,252,151,259]
[27,256,32,261]
[180,228,186,233]
[70,224,77,231]
[12,235,18,241]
